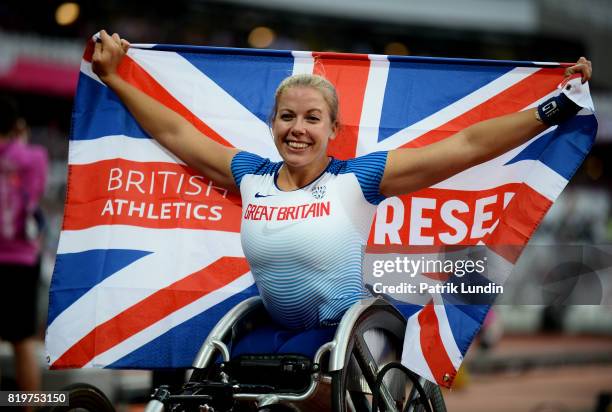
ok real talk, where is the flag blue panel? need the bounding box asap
[179,52,294,124]
[72,74,150,140]
[505,115,597,179]
[441,301,489,355]
[378,63,513,142]
[48,249,151,324]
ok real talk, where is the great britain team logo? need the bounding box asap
[311,185,327,199]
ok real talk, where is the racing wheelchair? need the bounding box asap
[55,297,446,412]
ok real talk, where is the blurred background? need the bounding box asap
[0,0,611,411]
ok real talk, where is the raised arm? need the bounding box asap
[380,57,592,197]
[92,30,239,190]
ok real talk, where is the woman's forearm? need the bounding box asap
[105,74,237,186]
[462,108,548,167]
[104,74,195,154]
[93,30,238,188]
[381,108,551,196]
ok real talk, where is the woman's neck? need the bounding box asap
[277,155,330,191]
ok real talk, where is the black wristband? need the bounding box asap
[536,92,581,126]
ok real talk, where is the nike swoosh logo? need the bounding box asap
[261,221,301,235]
[255,192,273,198]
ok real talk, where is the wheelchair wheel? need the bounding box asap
[330,303,446,412]
[44,383,115,412]
[408,380,446,412]
[331,303,405,412]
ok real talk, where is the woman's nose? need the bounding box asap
[290,118,306,135]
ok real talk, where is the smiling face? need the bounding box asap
[271,86,338,171]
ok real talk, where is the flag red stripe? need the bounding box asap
[367,183,522,246]
[313,53,371,160]
[83,39,95,62]
[401,68,564,148]
[366,245,473,254]
[422,272,452,281]
[51,257,250,368]
[117,56,234,148]
[418,303,456,386]
[312,51,371,61]
[486,183,553,262]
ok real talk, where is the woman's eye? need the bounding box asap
[307,116,320,122]
[280,114,293,120]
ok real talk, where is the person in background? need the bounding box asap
[0,96,48,410]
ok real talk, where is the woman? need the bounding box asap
[92,30,592,354]
[0,97,47,411]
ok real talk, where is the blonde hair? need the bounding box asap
[270,74,339,124]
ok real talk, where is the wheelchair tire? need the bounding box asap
[411,381,446,412]
[330,303,446,412]
[331,303,406,412]
[43,383,115,412]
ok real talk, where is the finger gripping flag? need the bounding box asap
[46,37,597,389]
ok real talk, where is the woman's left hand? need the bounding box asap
[565,57,592,83]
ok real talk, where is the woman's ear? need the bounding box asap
[329,121,338,140]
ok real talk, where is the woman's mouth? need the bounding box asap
[286,140,311,150]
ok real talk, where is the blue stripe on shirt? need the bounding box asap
[231,151,276,187]
[344,151,388,205]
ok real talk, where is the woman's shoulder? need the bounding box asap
[231,151,282,185]
[335,151,389,205]
[345,151,389,172]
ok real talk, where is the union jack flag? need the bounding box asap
[46,37,597,388]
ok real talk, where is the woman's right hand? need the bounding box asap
[92,30,130,84]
